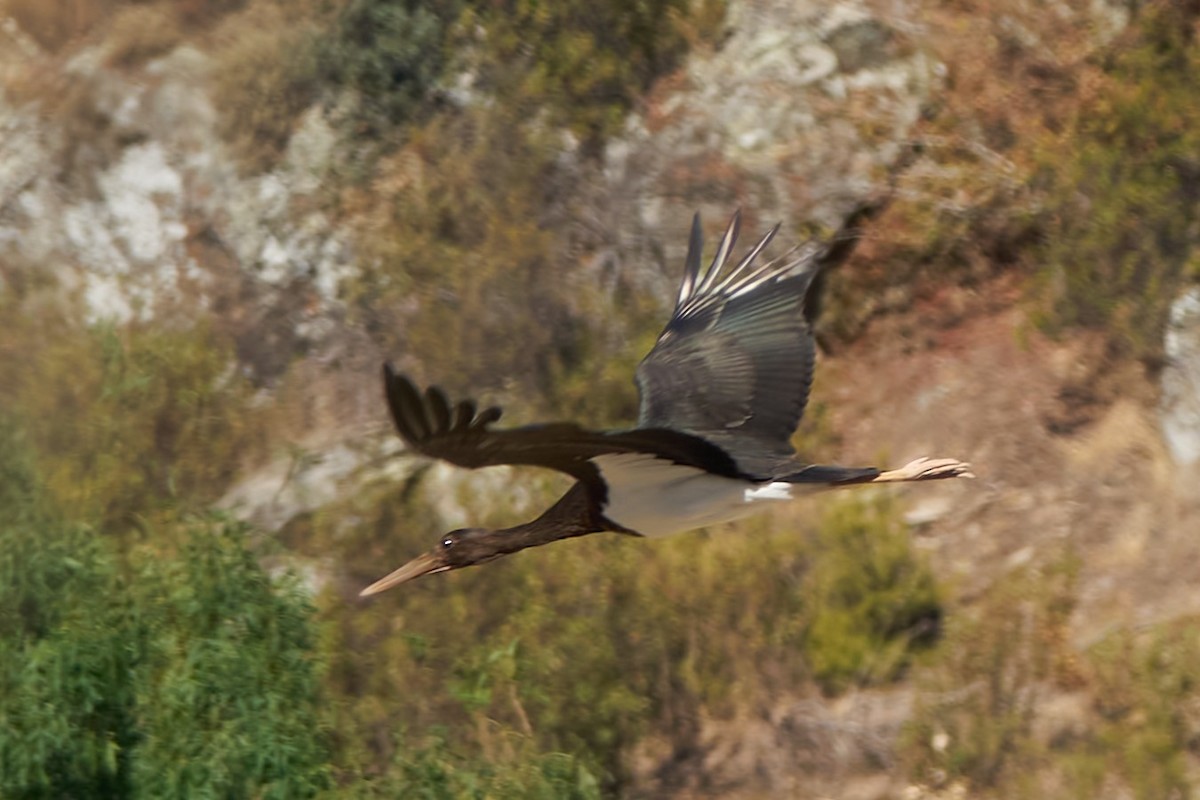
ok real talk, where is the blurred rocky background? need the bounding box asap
[2,0,1199,797]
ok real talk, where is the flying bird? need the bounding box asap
[361,209,973,595]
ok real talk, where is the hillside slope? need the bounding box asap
[2,0,1199,797]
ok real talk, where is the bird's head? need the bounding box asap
[359,527,503,595]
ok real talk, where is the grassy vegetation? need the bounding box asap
[823,1,1200,365]
[903,549,1200,799]
[1077,623,1200,800]
[0,0,254,54]
[102,3,184,67]
[0,307,266,535]
[0,0,118,51]
[302,466,940,790]
[209,2,324,170]
[1031,2,1200,362]
[349,736,602,799]
[803,496,941,693]
[904,555,1080,793]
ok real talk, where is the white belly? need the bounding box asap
[592,452,795,538]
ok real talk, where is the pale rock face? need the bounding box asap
[595,0,1131,309]
[219,439,397,534]
[0,42,355,329]
[1161,288,1200,466]
[61,142,191,322]
[597,0,938,307]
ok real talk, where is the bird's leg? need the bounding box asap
[871,457,975,482]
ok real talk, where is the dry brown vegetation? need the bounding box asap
[102,2,182,66]
[1,0,116,51]
[207,2,323,170]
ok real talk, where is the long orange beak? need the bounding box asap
[359,551,451,596]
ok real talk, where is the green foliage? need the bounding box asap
[0,421,330,797]
[0,421,137,797]
[458,0,706,148]
[1033,2,1200,360]
[803,495,941,693]
[128,519,331,797]
[317,0,458,137]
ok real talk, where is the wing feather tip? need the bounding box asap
[382,365,433,443]
[425,385,452,434]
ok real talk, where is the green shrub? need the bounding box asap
[129,518,331,797]
[0,421,136,797]
[1033,2,1200,361]
[0,420,330,797]
[316,0,458,136]
[457,0,708,148]
[803,495,942,693]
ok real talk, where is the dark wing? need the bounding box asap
[635,212,824,472]
[382,366,750,491]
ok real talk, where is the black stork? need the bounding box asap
[361,209,973,595]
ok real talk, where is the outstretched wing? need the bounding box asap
[635,212,824,471]
[382,366,751,491]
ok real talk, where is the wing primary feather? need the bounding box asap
[382,364,413,441]
[677,212,704,306]
[453,399,475,431]
[425,386,452,434]
[476,406,503,426]
[697,209,741,295]
[388,368,432,442]
[720,243,814,298]
[706,223,780,297]
[676,234,810,320]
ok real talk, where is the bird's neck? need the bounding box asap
[494,483,602,555]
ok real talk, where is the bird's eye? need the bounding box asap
[441,537,455,550]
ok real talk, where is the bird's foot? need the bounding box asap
[876,456,975,483]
